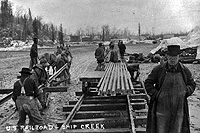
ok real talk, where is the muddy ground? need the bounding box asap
[0,43,200,132]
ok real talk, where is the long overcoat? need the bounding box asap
[144,62,196,133]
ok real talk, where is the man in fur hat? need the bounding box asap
[145,45,196,133]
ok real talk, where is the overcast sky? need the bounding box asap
[10,0,200,35]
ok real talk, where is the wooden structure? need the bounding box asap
[57,67,148,133]
[56,60,149,133]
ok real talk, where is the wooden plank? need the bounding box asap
[69,99,126,105]
[64,110,128,117]
[71,111,128,119]
[75,91,98,96]
[131,102,146,110]
[130,99,146,103]
[134,91,141,94]
[63,103,127,112]
[0,89,13,94]
[88,91,98,96]
[134,116,147,126]
[135,109,148,116]
[130,94,148,100]
[133,88,145,93]
[70,117,130,129]
[135,128,146,133]
[86,95,126,100]
[43,86,68,92]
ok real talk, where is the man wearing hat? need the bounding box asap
[95,43,105,70]
[32,58,49,86]
[55,51,71,85]
[30,37,38,69]
[12,68,45,132]
[145,45,196,133]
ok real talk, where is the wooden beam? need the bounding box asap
[43,86,68,92]
[135,127,146,133]
[63,103,127,112]
[131,102,146,110]
[70,117,129,129]
[69,99,126,105]
[129,94,148,100]
[134,116,147,126]
[66,111,128,119]
[85,95,126,100]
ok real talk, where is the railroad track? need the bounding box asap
[0,60,149,133]
[56,81,148,133]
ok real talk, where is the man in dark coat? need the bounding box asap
[144,45,196,133]
[95,43,105,71]
[118,40,126,59]
[30,37,38,69]
[31,58,49,109]
[12,68,45,132]
[55,51,71,85]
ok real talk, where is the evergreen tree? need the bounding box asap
[51,24,55,42]
[0,0,13,28]
[32,17,38,38]
[28,8,32,21]
[58,23,64,44]
[22,14,27,41]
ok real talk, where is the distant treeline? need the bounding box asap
[0,0,64,44]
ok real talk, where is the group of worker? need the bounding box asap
[94,40,126,70]
[12,37,196,133]
[12,37,73,133]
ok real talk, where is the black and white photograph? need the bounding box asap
[0,0,200,133]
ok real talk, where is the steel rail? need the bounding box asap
[127,94,136,133]
[58,94,85,133]
[48,62,69,83]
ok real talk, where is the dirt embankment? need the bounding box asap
[0,43,200,132]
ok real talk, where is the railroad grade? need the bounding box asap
[0,45,150,133]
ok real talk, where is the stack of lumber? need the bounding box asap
[97,62,135,95]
